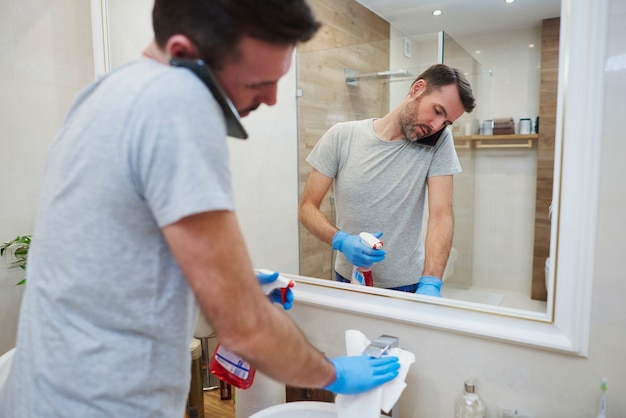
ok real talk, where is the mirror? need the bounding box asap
[291,0,602,355]
[296,0,560,317]
[93,0,601,354]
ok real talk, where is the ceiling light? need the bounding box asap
[505,0,515,3]
[529,43,535,48]
[432,10,442,16]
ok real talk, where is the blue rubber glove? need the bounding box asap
[416,275,442,297]
[332,231,386,268]
[324,355,400,395]
[256,271,294,310]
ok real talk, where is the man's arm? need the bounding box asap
[299,168,387,268]
[298,168,337,245]
[422,175,455,278]
[162,210,335,388]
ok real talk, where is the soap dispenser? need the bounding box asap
[454,379,486,418]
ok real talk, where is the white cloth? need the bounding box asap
[335,330,415,418]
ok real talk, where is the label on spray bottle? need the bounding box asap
[209,268,293,389]
[212,346,251,379]
[351,266,366,285]
[209,344,256,389]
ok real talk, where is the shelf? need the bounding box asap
[454,134,538,149]
[344,67,414,86]
[454,134,539,140]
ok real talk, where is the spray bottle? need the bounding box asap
[351,232,384,287]
[208,269,295,389]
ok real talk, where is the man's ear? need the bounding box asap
[409,79,427,97]
[165,34,200,59]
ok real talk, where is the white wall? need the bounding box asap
[107,0,154,70]
[388,27,439,108]
[457,27,542,128]
[227,64,300,274]
[288,1,626,416]
[0,0,94,355]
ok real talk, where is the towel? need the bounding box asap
[492,117,515,134]
[493,117,514,127]
[493,127,515,134]
[335,330,415,418]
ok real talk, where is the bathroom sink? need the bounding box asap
[249,401,384,418]
[249,401,337,418]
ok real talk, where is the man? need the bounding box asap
[299,64,475,296]
[0,1,399,417]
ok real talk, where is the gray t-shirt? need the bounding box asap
[0,59,233,417]
[306,119,461,288]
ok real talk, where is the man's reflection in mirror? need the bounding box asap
[299,64,476,297]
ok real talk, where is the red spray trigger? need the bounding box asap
[256,269,296,302]
[279,280,295,303]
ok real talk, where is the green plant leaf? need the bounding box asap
[2,234,31,285]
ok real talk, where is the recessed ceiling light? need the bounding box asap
[505,0,515,3]
[433,10,442,16]
[529,43,535,48]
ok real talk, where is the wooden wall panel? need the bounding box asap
[531,17,560,300]
[297,0,390,280]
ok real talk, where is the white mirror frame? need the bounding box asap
[90,0,605,355]
[288,0,606,356]
[91,0,111,77]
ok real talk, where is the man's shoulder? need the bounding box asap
[328,118,372,134]
[108,59,206,95]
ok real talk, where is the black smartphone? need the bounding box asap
[170,58,248,139]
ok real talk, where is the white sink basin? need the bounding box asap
[249,401,337,418]
[249,401,385,418]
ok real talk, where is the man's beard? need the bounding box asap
[398,96,431,142]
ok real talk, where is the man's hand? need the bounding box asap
[256,270,294,310]
[415,276,442,297]
[324,355,400,394]
[332,231,386,268]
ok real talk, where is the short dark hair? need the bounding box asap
[412,64,476,113]
[152,0,321,70]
